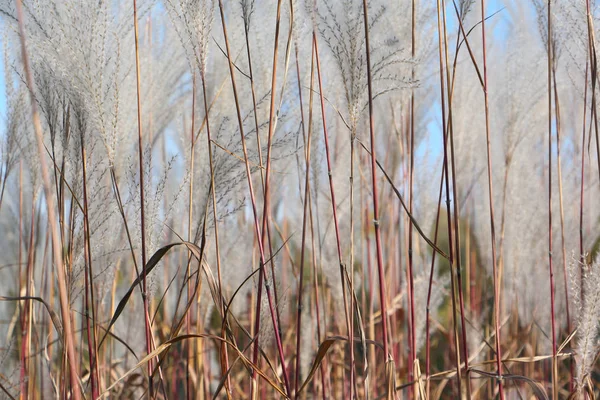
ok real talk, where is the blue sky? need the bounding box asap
[0,51,5,120]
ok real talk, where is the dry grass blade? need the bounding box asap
[98,240,207,351]
[99,334,289,399]
[295,337,340,396]
[296,334,385,396]
[0,296,62,334]
[212,339,256,400]
[470,369,549,400]
[414,359,426,400]
[386,357,397,400]
[1,1,598,398]
[558,328,578,354]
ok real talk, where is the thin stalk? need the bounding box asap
[58,105,70,252]
[349,90,356,400]
[242,12,266,194]
[14,2,81,398]
[313,30,353,378]
[132,1,154,395]
[199,61,231,396]
[585,0,600,188]
[0,166,9,214]
[546,4,558,399]
[241,6,284,379]
[309,193,327,400]
[262,0,286,323]
[361,0,390,361]
[579,59,588,293]
[408,1,417,395]
[435,1,462,395]
[442,1,471,396]
[584,0,597,284]
[294,35,315,399]
[186,72,196,400]
[20,202,35,400]
[80,140,99,400]
[17,160,24,398]
[480,0,504,397]
[553,53,571,394]
[425,163,445,400]
[39,227,51,398]
[247,0,287,392]
[216,2,291,397]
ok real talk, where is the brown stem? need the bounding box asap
[546,4,558,398]
[80,139,99,399]
[480,0,504,397]
[132,3,158,397]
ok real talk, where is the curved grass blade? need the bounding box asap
[470,369,548,400]
[98,241,207,351]
[99,334,289,399]
[296,335,385,396]
[1,296,62,334]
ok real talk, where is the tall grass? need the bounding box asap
[0,0,599,399]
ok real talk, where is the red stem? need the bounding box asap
[361,0,390,360]
[216,2,290,396]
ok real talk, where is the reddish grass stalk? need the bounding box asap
[199,60,231,396]
[309,194,328,399]
[584,1,600,304]
[242,1,285,377]
[16,160,23,396]
[246,0,288,392]
[359,158,376,394]
[186,72,197,399]
[546,3,558,399]
[294,36,328,397]
[216,2,291,397]
[14,1,81,398]
[551,72,567,298]
[258,0,286,347]
[242,15,266,197]
[257,0,283,198]
[441,1,471,395]
[577,108,591,391]
[579,57,588,288]
[585,0,600,189]
[80,141,99,400]
[480,1,504,397]
[552,47,572,394]
[313,31,353,381]
[18,161,23,306]
[361,0,390,362]
[131,2,155,396]
[348,87,357,400]
[293,35,316,398]
[435,1,462,395]
[408,1,417,391]
[17,161,25,395]
[424,163,445,399]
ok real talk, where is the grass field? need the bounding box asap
[0,0,599,398]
